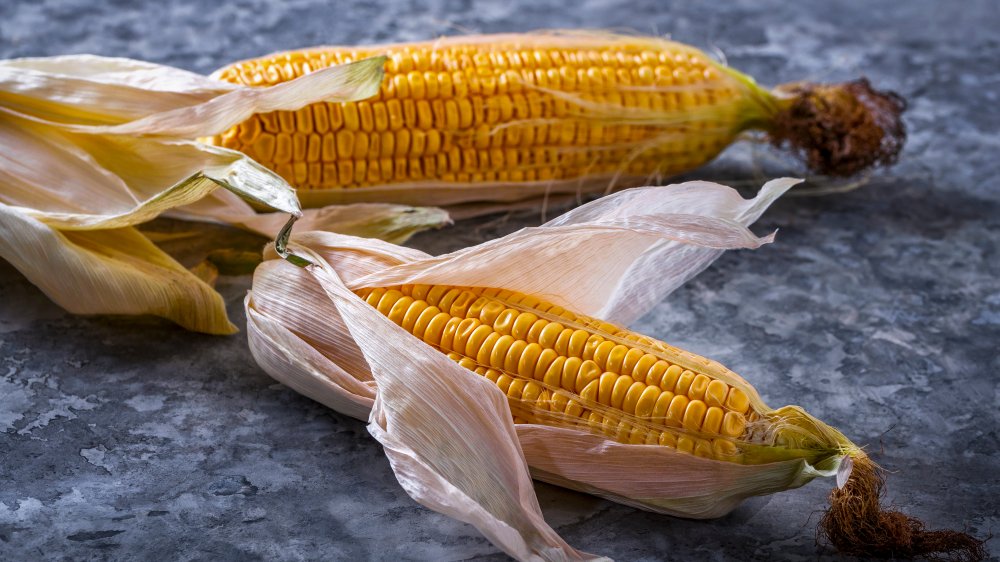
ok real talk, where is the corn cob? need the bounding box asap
[357,283,838,465]
[209,32,905,205]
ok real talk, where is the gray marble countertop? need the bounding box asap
[1,1,997,560]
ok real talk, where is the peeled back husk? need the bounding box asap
[0,54,448,333]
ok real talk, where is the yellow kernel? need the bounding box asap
[573,360,602,394]
[511,312,538,340]
[605,345,630,374]
[422,313,451,346]
[542,356,566,388]
[564,399,584,418]
[363,288,385,306]
[628,425,647,445]
[567,329,590,357]
[621,382,647,414]
[646,360,670,387]
[551,390,570,413]
[504,340,528,373]
[449,291,477,317]
[493,308,520,335]
[386,99,403,129]
[581,335,604,360]
[725,388,751,414]
[407,71,426,99]
[702,406,724,435]
[553,329,574,356]
[621,348,646,376]
[253,133,276,161]
[538,322,565,348]
[631,353,657,380]
[475,332,502,365]
[424,285,448,305]
[665,394,689,426]
[597,372,618,406]
[705,380,729,408]
[342,103,360,131]
[438,317,462,351]
[713,439,738,458]
[465,296,489,319]
[412,305,441,339]
[517,343,543,379]
[490,335,515,369]
[676,435,695,454]
[386,296,414,325]
[694,439,715,459]
[274,133,292,163]
[453,318,481,353]
[722,411,747,437]
[610,375,634,409]
[483,368,501,383]
[634,385,661,418]
[682,399,708,431]
[689,374,711,401]
[675,370,696,396]
[479,301,506,326]
[523,381,543,405]
[507,378,527,399]
[465,324,494,357]
[373,103,388,131]
[592,341,616,366]
[437,288,463,312]
[376,289,404,315]
[496,374,514,394]
[658,431,678,448]
[580,379,598,403]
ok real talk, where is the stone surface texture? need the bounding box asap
[1,0,998,560]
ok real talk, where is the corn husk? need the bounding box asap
[0,55,448,333]
[245,178,872,560]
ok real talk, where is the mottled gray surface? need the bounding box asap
[1,0,998,560]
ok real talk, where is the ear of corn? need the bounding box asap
[246,180,981,562]
[209,32,905,211]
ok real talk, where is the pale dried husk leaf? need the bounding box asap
[0,203,234,333]
[246,179,846,560]
[0,54,446,333]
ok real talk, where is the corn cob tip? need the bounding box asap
[819,454,987,561]
[769,78,907,177]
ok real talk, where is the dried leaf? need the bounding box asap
[189,260,220,287]
[0,53,444,332]
[0,203,234,334]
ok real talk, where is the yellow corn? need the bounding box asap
[209,33,904,194]
[357,283,773,463]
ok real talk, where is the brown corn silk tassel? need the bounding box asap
[207,32,906,208]
[770,78,907,177]
[822,455,987,561]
